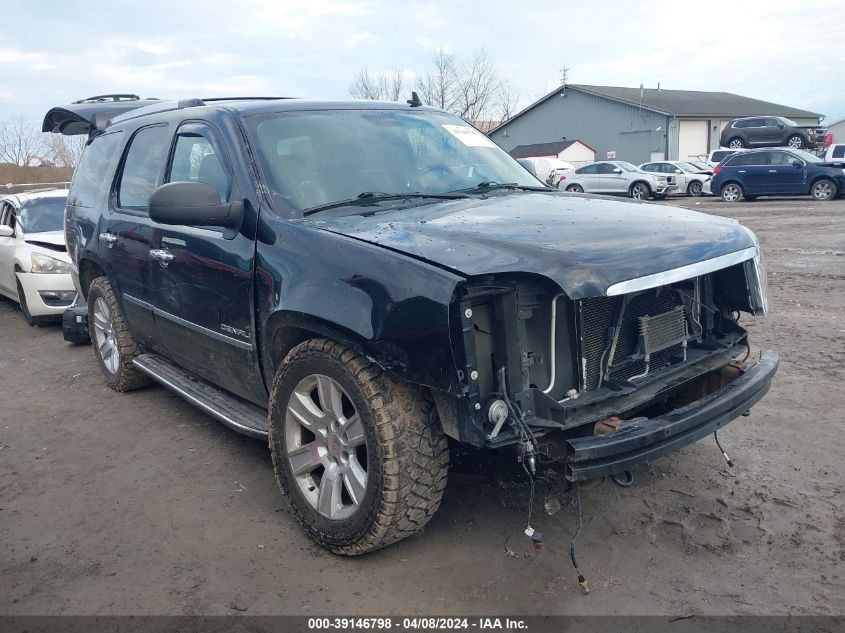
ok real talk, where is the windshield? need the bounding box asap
[790,149,822,163]
[688,161,710,170]
[18,196,68,233]
[676,162,700,172]
[615,161,639,172]
[245,109,540,214]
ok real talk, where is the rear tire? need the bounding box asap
[721,183,744,202]
[16,279,43,327]
[269,338,449,555]
[565,184,583,193]
[687,180,703,196]
[87,277,151,392]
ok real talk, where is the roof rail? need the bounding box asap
[72,94,148,104]
[199,96,292,102]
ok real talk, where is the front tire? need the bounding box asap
[721,183,744,202]
[565,184,583,193]
[16,279,43,327]
[87,277,150,392]
[787,134,805,149]
[269,338,449,555]
[630,182,649,200]
[811,178,836,201]
[727,137,745,149]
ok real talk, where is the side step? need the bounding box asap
[133,353,268,439]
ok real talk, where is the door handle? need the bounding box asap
[150,249,174,267]
[768,169,777,173]
[99,232,118,248]
[738,170,746,173]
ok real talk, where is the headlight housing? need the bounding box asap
[742,228,769,316]
[30,252,73,274]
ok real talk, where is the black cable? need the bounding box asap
[569,483,589,594]
[714,430,734,467]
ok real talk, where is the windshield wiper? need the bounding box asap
[454,181,552,193]
[302,191,469,217]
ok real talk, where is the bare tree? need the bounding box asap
[454,50,501,124]
[349,67,405,101]
[46,134,87,169]
[0,116,46,167]
[417,47,459,111]
[494,79,520,123]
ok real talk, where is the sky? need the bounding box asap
[2,0,843,124]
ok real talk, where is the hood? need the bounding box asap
[303,192,755,299]
[24,230,67,252]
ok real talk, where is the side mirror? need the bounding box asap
[674,168,683,174]
[612,168,622,174]
[0,225,13,238]
[149,182,243,228]
[778,124,785,129]
[792,160,802,168]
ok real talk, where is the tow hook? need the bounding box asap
[610,470,634,487]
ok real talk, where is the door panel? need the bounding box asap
[105,124,172,347]
[767,152,806,194]
[149,122,265,404]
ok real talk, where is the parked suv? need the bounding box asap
[46,95,777,554]
[710,148,845,202]
[639,160,711,196]
[557,160,675,199]
[720,116,826,150]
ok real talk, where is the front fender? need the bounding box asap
[256,217,465,393]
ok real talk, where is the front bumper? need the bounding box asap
[564,350,778,482]
[15,272,77,317]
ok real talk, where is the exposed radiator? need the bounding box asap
[577,286,693,390]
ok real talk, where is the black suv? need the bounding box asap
[720,116,826,150]
[45,95,778,554]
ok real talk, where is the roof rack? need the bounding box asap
[200,96,292,102]
[72,94,151,104]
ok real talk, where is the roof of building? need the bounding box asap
[509,140,578,157]
[489,84,823,135]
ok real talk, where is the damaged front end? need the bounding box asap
[442,245,777,482]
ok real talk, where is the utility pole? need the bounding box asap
[560,66,569,85]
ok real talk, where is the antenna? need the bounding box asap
[407,91,423,107]
[560,66,570,85]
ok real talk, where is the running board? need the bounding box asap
[133,353,268,439]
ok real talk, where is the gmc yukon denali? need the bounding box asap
[44,94,778,555]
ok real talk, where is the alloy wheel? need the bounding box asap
[787,135,804,149]
[92,297,119,374]
[631,184,647,200]
[728,139,743,149]
[722,184,741,202]
[813,181,833,200]
[688,181,702,196]
[285,374,368,521]
[568,184,583,193]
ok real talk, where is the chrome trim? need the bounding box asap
[123,293,253,351]
[133,357,267,439]
[606,246,758,296]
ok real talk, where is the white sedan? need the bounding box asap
[0,189,76,326]
[639,161,712,196]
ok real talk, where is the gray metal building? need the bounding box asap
[489,84,823,164]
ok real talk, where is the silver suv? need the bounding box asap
[557,160,676,200]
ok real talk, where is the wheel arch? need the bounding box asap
[78,257,106,299]
[630,179,652,193]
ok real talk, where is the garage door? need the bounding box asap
[678,120,709,161]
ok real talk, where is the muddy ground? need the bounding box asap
[1,196,843,617]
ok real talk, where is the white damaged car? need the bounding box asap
[0,189,76,326]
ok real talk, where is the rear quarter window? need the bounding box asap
[68,131,124,208]
[833,146,845,159]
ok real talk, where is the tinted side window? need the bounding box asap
[732,120,748,129]
[713,151,732,163]
[68,131,124,208]
[833,146,845,159]
[596,163,616,174]
[168,133,230,203]
[730,152,770,166]
[117,125,170,210]
[765,118,781,127]
[771,152,795,166]
[577,164,598,174]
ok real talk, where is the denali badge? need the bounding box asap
[220,324,250,339]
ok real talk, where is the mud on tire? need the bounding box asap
[87,276,151,392]
[268,338,449,555]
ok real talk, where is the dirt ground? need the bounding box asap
[1,196,843,617]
